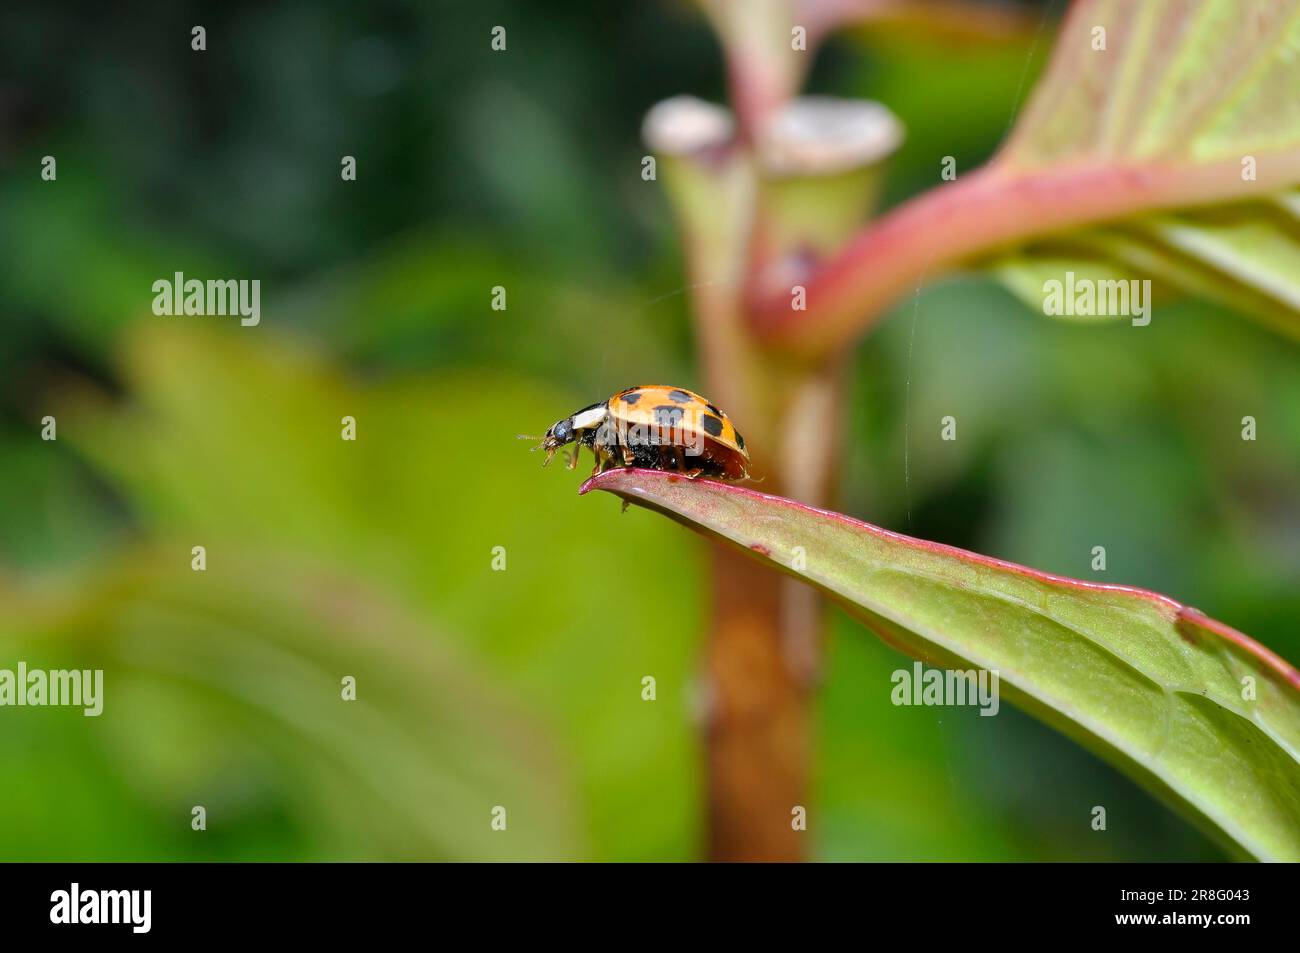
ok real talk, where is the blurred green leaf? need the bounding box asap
[0,556,578,861]
[585,468,1300,861]
[0,324,704,859]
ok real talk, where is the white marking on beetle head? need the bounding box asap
[571,405,608,430]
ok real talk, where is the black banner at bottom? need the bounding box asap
[0,861,1283,939]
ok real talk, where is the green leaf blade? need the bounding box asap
[584,468,1300,860]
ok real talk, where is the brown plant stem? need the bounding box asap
[704,542,810,861]
[700,352,845,862]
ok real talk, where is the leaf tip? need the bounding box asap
[578,467,661,499]
[579,467,754,499]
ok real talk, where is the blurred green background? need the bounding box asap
[1,0,1297,861]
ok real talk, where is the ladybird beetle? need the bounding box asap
[521,385,751,480]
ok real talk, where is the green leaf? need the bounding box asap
[755,0,1300,355]
[997,3,1300,170]
[583,469,1300,861]
[991,201,1300,338]
[987,0,1300,334]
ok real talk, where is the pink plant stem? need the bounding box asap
[725,50,785,146]
[750,152,1300,360]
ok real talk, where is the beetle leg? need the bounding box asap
[567,443,580,470]
[685,468,704,480]
[621,445,636,467]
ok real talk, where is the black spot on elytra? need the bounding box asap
[654,405,684,426]
[734,431,745,450]
[667,389,693,404]
[622,391,642,405]
[701,414,724,437]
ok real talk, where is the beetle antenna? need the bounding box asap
[517,433,544,452]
